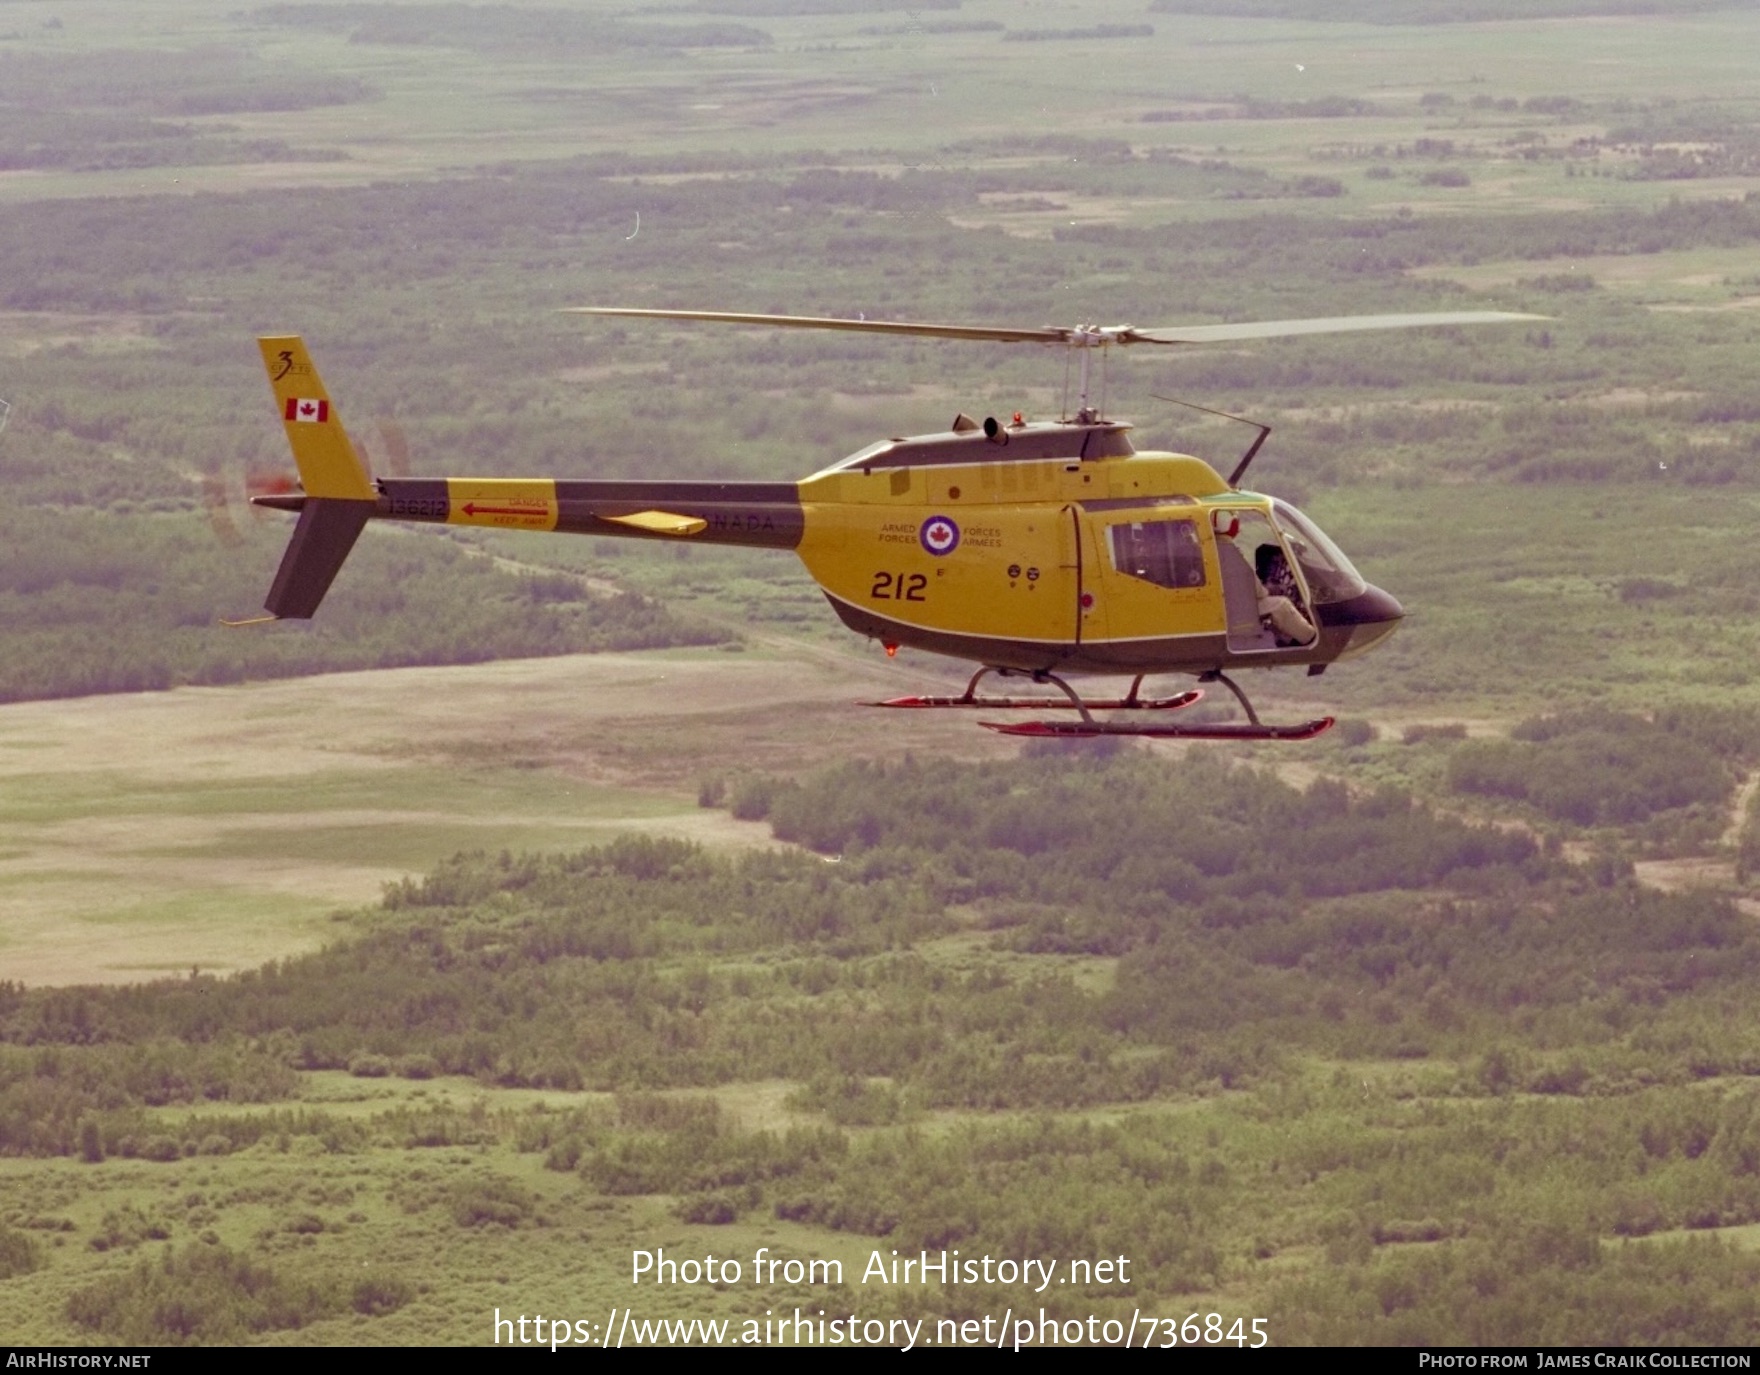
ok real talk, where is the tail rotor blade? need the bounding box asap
[377,419,411,477]
[202,472,243,546]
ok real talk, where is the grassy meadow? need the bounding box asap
[7,0,1760,1348]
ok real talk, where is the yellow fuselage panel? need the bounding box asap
[443,479,559,532]
[1096,454,1230,503]
[797,501,1078,645]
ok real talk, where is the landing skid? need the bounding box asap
[873,669,1201,714]
[873,667,1332,742]
[876,669,1203,714]
[983,717,1333,742]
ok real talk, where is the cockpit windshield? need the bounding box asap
[1267,499,1367,605]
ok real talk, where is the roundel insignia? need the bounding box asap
[919,514,961,557]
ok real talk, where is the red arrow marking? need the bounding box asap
[462,503,546,518]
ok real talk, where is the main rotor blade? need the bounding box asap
[566,307,1067,345]
[1121,310,1546,345]
[569,307,1547,348]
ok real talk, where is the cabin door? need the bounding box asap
[1081,507,1224,652]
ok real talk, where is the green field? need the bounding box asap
[7,0,1760,1349]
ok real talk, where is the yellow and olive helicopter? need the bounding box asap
[239,306,1536,741]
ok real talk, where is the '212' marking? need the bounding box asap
[871,572,927,601]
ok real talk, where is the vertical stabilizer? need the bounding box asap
[258,336,374,500]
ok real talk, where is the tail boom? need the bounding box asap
[255,478,803,548]
[244,336,803,622]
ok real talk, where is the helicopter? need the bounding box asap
[236,306,1538,741]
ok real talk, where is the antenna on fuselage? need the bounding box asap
[1152,394,1271,489]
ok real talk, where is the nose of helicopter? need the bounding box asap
[1317,583,1405,656]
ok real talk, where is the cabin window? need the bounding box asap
[1109,519,1206,590]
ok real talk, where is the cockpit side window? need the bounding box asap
[1109,519,1206,590]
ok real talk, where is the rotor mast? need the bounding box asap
[1066,326,1128,423]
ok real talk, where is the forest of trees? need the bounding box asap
[5,750,1756,1138]
[0,507,725,702]
[5,752,1760,1341]
[254,4,773,53]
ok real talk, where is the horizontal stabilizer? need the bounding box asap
[601,509,708,536]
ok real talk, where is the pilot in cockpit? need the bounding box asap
[1255,544,1317,646]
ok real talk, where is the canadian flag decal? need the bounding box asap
[285,397,330,423]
